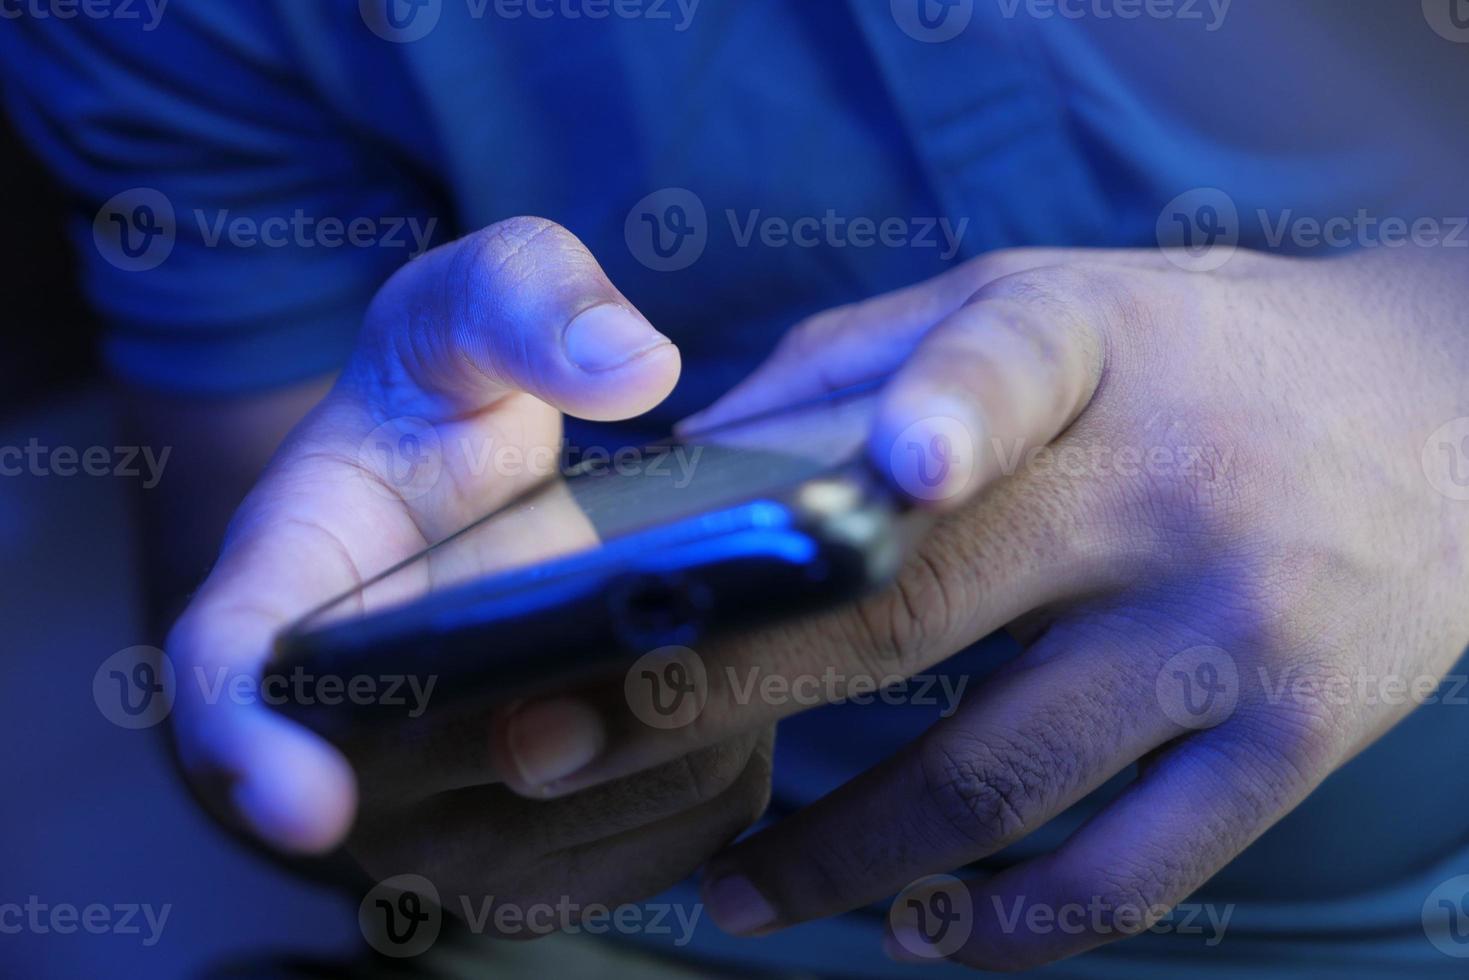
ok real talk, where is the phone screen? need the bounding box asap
[287,383,882,636]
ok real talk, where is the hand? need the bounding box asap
[167,218,771,915]
[487,245,1469,968]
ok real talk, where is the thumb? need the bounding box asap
[354,216,680,422]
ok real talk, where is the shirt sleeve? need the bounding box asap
[0,2,445,394]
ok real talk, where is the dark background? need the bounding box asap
[0,86,100,411]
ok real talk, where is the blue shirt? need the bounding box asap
[5,2,1469,975]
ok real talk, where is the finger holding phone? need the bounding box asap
[166,217,773,911]
[488,245,1469,970]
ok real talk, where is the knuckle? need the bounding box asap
[726,743,775,828]
[917,731,1050,852]
[966,270,1108,399]
[980,261,1134,327]
[973,264,1075,308]
[976,305,1073,402]
[676,739,757,807]
[1074,264,1154,332]
[851,547,957,677]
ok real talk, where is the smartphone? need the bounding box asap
[268,382,923,740]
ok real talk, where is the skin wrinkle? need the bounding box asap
[453,220,561,393]
[922,732,1041,853]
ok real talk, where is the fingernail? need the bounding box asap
[504,698,605,791]
[702,873,777,936]
[564,303,670,373]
